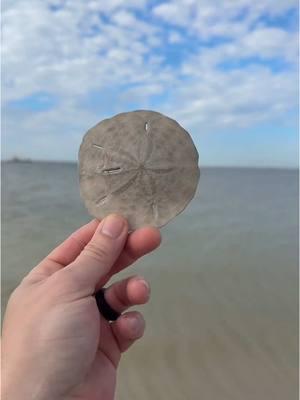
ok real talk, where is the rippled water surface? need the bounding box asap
[2,162,298,399]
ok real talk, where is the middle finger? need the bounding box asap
[102,275,151,315]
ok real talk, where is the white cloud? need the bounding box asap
[164,66,297,131]
[240,28,298,62]
[168,31,183,44]
[153,3,189,26]
[2,3,162,101]
[1,0,298,162]
[153,0,298,39]
[112,10,137,26]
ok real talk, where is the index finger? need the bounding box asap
[33,221,161,279]
[96,226,161,289]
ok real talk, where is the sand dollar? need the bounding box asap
[79,110,200,229]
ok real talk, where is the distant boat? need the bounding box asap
[6,156,33,163]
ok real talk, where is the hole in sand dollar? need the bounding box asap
[95,194,108,206]
[93,143,104,150]
[102,167,122,175]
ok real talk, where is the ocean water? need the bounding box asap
[1,162,298,400]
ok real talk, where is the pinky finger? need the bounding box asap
[112,311,145,353]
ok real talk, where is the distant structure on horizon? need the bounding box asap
[5,156,33,163]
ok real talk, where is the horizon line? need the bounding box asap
[1,158,298,170]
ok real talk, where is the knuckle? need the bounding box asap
[6,282,36,310]
[58,267,81,289]
[69,234,86,254]
[83,240,111,263]
[21,271,45,285]
[7,286,21,305]
[49,267,88,297]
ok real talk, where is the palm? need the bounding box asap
[2,218,160,400]
[32,219,160,400]
[68,314,121,400]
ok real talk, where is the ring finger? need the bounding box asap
[100,275,151,318]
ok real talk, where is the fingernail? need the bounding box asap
[136,277,150,295]
[101,215,125,238]
[128,316,143,335]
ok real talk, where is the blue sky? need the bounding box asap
[2,0,299,167]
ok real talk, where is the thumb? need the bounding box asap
[63,214,128,293]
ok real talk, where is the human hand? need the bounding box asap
[2,215,161,400]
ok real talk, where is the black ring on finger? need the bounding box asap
[95,288,121,322]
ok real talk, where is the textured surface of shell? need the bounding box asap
[79,110,200,229]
